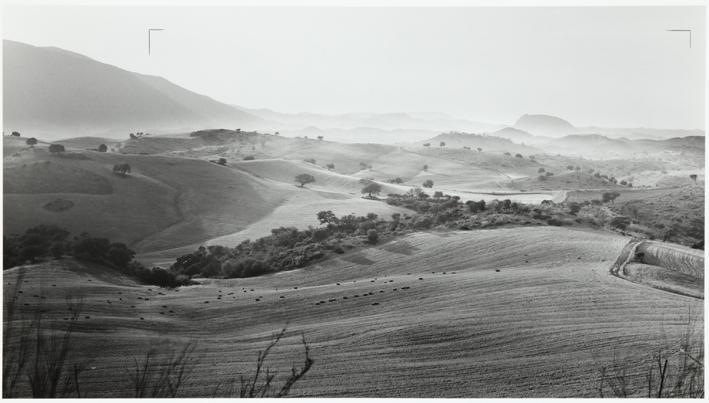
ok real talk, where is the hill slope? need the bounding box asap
[5,227,701,397]
[3,40,262,139]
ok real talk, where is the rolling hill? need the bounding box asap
[4,226,702,397]
[513,114,577,137]
[3,40,262,140]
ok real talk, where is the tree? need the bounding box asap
[316,210,338,225]
[433,191,443,198]
[113,163,131,176]
[422,179,434,188]
[361,182,382,197]
[11,131,21,137]
[217,158,228,165]
[317,136,323,141]
[477,147,482,152]
[295,173,315,187]
[367,229,379,244]
[439,141,446,147]
[423,143,431,147]
[49,242,64,259]
[106,243,135,268]
[504,152,511,156]
[567,202,581,215]
[538,167,546,173]
[129,133,137,139]
[97,143,108,152]
[567,165,574,170]
[602,191,620,204]
[690,174,698,183]
[26,138,37,147]
[515,153,523,158]
[243,155,255,161]
[422,164,428,172]
[326,163,335,170]
[49,144,65,154]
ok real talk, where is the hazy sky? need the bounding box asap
[3,5,705,129]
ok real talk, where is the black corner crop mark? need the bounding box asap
[666,29,692,48]
[148,28,165,55]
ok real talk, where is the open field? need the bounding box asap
[5,227,702,397]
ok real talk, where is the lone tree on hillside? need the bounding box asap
[423,143,431,147]
[538,167,546,173]
[317,135,324,141]
[422,179,434,188]
[515,153,523,158]
[49,144,65,154]
[113,163,131,177]
[423,164,428,172]
[439,141,446,147]
[326,163,335,170]
[361,182,382,198]
[217,158,227,165]
[295,173,315,188]
[97,143,108,152]
[26,138,37,148]
[690,174,698,183]
[477,147,482,152]
[11,131,20,137]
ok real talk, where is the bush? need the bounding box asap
[367,229,379,244]
[49,144,65,153]
[422,179,434,188]
[243,155,255,161]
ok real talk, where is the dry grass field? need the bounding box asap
[5,227,702,397]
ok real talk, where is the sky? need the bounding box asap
[3,5,706,129]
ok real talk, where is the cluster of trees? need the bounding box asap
[422,179,434,188]
[170,212,387,279]
[3,225,188,287]
[129,132,150,139]
[387,177,404,184]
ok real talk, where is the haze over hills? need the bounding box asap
[3,40,263,139]
[5,40,702,144]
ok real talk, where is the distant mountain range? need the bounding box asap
[3,40,704,143]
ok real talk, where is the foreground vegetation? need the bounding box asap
[3,269,313,398]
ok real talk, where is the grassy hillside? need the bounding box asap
[566,185,704,247]
[4,227,701,397]
[4,141,286,253]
